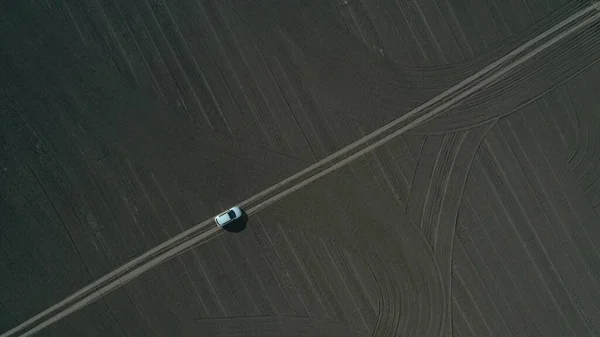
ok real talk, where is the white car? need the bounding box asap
[214,206,243,227]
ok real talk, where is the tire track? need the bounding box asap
[414,13,600,134]
[0,225,221,337]
[276,228,339,321]
[498,115,600,335]
[275,222,329,319]
[235,222,293,316]
[515,105,600,290]
[271,169,445,337]
[251,217,309,317]
[254,217,311,316]
[536,86,579,161]
[112,2,168,104]
[149,173,225,317]
[451,294,480,337]
[460,176,552,336]
[206,0,296,154]
[463,129,599,336]
[407,122,495,337]
[129,0,203,123]
[454,108,600,336]
[499,116,600,332]
[158,0,232,132]
[380,0,419,65]
[451,242,515,337]
[476,141,581,336]
[242,2,600,213]
[563,63,600,209]
[45,0,589,149]
[313,238,369,332]
[335,247,378,331]
[233,0,590,116]
[565,64,599,168]
[454,200,538,337]
[47,0,593,153]
[142,0,216,127]
[195,0,278,147]
[243,4,598,214]
[310,199,445,336]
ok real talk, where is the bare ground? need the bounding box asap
[1,0,600,336]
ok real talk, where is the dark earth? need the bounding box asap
[2,0,600,336]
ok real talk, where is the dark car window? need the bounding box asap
[227,210,236,219]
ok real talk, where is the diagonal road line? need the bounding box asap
[237,1,600,208]
[3,3,600,337]
[16,227,222,337]
[247,10,600,215]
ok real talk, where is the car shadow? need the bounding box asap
[223,213,248,233]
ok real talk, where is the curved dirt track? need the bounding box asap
[267,171,448,337]
[451,112,600,336]
[264,192,448,336]
[562,63,600,211]
[227,0,599,137]
[406,122,495,335]
[413,18,600,134]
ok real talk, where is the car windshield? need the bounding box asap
[227,210,236,219]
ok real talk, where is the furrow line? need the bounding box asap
[161,0,232,132]
[15,226,221,337]
[454,224,519,337]
[150,174,212,316]
[465,173,545,336]
[300,232,347,322]
[276,224,328,319]
[194,0,274,146]
[141,0,214,127]
[475,150,577,336]
[254,217,309,316]
[452,267,496,337]
[381,0,417,65]
[501,117,600,332]
[211,2,292,152]
[323,241,370,333]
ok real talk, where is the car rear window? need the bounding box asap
[227,210,236,218]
